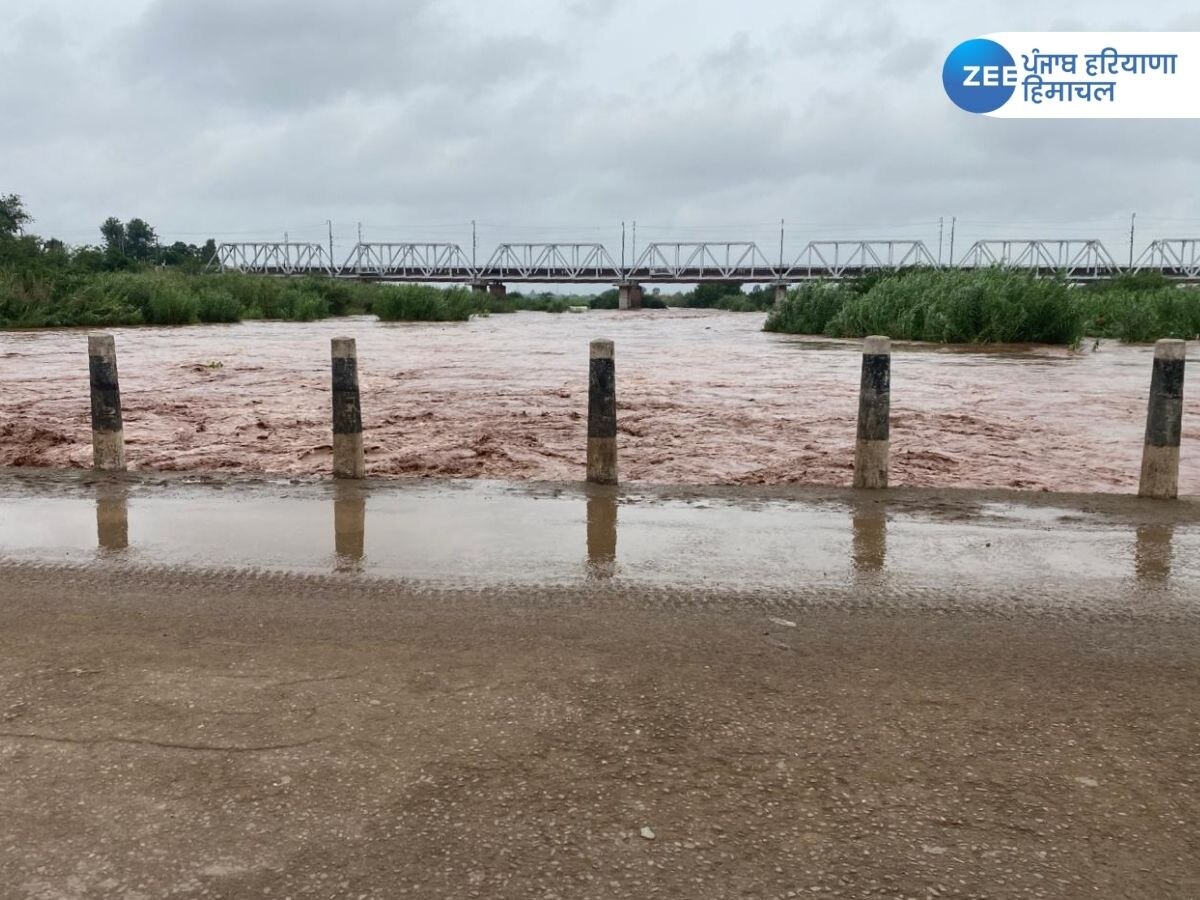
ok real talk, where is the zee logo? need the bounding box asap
[961,65,1019,87]
[943,38,1018,113]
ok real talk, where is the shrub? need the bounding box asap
[287,291,330,322]
[373,284,484,322]
[195,287,240,323]
[1080,287,1200,342]
[144,282,199,325]
[764,283,854,334]
[765,269,1082,345]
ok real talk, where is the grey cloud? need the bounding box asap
[120,0,562,111]
[1,0,1197,260]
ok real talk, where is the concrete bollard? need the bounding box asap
[88,333,126,471]
[1139,338,1186,499]
[853,336,890,489]
[331,337,365,479]
[587,339,618,484]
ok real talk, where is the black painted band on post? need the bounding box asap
[1145,356,1184,448]
[588,356,616,440]
[856,348,890,442]
[331,356,363,435]
[89,344,123,433]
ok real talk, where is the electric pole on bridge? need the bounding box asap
[327,220,334,275]
[938,217,944,266]
[1129,212,1137,268]
[472,220,477,268]
[779,218,785,270]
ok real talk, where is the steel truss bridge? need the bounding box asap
[213,238,1200,284]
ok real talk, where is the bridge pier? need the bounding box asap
[774,283,788,307]
[618,283,643,311]
[471,281,507,298]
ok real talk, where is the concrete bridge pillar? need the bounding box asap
[471,281,506,298]
[774,283,788,307]
[618,283,643,310]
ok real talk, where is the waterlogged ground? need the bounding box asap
[1,475,1199,898]
[0,309,1195,491]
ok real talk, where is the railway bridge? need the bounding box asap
[212,237,1200,309]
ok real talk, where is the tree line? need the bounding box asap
[1,193,216,274]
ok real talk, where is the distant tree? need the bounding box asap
[200,238,217,264]
[0,194,32,237]
[125,218,157,262]
[72,246,108,272]
[689,281,744,308]
[100,217,126,254]
[160,240,197,266]
[590,288,619,309]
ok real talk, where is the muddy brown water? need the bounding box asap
[0,309,1194,491]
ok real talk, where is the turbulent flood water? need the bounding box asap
[0,308,1194,492]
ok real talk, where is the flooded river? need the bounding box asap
[0,309,1195,492]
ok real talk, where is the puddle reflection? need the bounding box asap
[95,486,129,553]
[334,485,366,570]
[851,511,887,573]
[585,492,618,580]
[66,480,1191,594]
[1134,524,1173,581]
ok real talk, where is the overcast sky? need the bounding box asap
[2,0,1199,264]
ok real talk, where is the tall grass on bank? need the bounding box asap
[485,290,574,314]
[0,270,489,328]
[372,284,480,321]
[1075,272,1200,343]
[765,268,1200,345]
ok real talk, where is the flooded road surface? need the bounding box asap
[0,309,1195,492]
[2,473,1197,617]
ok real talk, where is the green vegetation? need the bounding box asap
[486,290,576,314]
[765,268,1200,345]
[0,194,492,328]
[669,281,775,311]
[588,288,668,310]
[373,284,479,322]
[1074,272,1200,343]
[9,193,1194,343]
